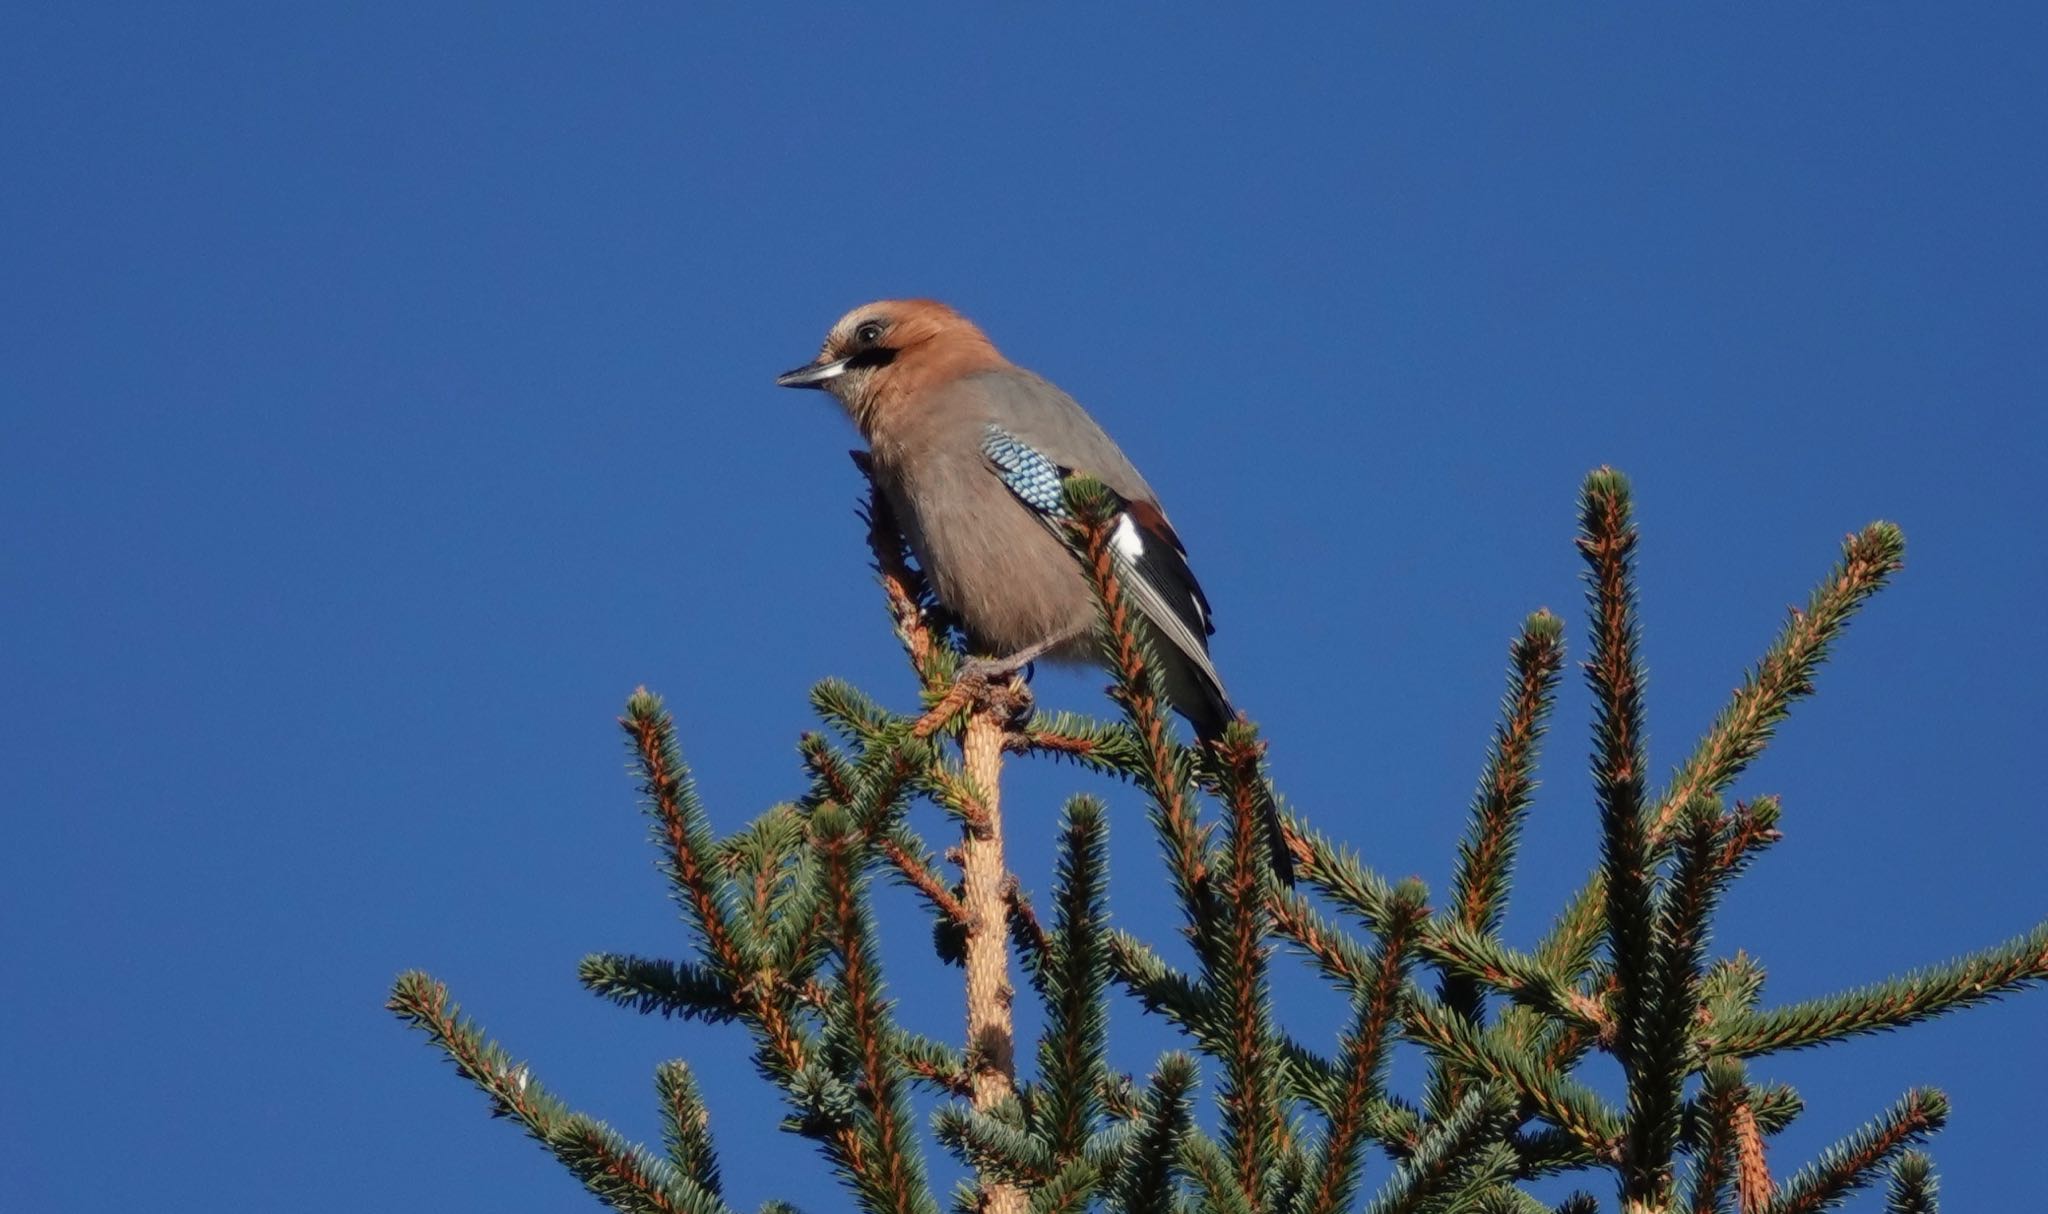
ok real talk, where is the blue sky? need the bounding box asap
[5,6,2044,1210]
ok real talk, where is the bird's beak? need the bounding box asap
[775,357,850,389]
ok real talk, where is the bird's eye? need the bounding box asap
[855,321,885,346]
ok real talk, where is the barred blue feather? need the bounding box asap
[981,425,1069,518]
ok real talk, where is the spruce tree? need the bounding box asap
[392,465,2047,1213]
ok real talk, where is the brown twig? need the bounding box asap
[1066,487,1212,918]
[1303,891,1427,1214]
[1450,612,1567,939]
[878,832,969,926]
[819,824,925,1213]
[1649,522,1905,843]
[1213,730,1279,1200]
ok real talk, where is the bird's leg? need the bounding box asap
[955,623,1084,684]
[913,622,1092,738]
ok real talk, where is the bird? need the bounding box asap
[777,299,1293,884]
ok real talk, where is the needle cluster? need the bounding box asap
[391,468,2043,1214]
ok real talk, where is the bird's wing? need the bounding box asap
[981,423,1228,706]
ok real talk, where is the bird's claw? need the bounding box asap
[912,659,1035,738]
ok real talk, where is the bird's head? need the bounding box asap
[776,299,1005,435]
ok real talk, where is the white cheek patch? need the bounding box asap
[1112,514,1146,560]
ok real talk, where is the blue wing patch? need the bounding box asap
[981,425,1068,517]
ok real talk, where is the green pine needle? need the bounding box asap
[1710,924,2048,1057]
[1885,1150,1941,1214]
[656,1061,724,1197]
[1765,1089,1949,1214]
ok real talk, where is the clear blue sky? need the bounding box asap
[5,6,2043,1210]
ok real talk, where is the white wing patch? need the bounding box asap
[1112,514,1146,561]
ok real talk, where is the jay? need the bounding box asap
[778,299,1291,883]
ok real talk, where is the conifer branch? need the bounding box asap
[1008,713,1149,777]
[1480,1188,1562,1214]
[1106,929,1337,1082]
[578,954,741,1022]
[1421,924,1610,1037]
[1535,874,1609,986]
[1707,924,2048,1056]
[814,807,938,1214]
[1405,994,1624,1162]
[1680,1059,1746,1214]
[618,704,907,1200]
[1106,928,1211,1031]
[1580,469,1681,1208]
[1762,1089,1948,1214]
[656,1061,723,1198]
[722,807,812,949]
[1449,611,1568,945]
[1179,1131,1258,1214]
[1210,724,1283,1201]
[396,468,2048,1214]
[1360,1085,1515,1214]
[1098,1074,1146,1124]
[842,730,933,835]
[1270,889,1382,990]
[554,1119,729,1214]
[388,973,728,1214]
[1077,1117,1141,1180]
[1544,991,1613,1074]
[1650,521,1906,842]
[624,690,747,979]
[1063,476,1214,930]
[1451,1146,1529,1212]
[1678,1077,1802,1168]
[1108,928,1387,1134]
[1884,1151,1940,1214]
[764,860,834,981]
[1535,518,1907,1014]
[1026,1159,1102,1214]
[932,1105,1055,1187]
[1037,796,1112,1162]
[1109,1053,1199,1214]
[1305,883,1429,1214]
[877,828,969,928]
[779,731,930,983]
[1729,1083,1803,1139]
[1007,883,1052,974]
[1628,796,1730,1202]
[893,1030,972,1097]
[921,754,996,836]
[811,679,902,748]
[800,730,861,807]
[1700,951,1769,1018]
[1286,820,1404,931]
[1426,608,1566,1145]
[1508,1127,1601,1178]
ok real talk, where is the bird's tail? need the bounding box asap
[1254,781,1297,887]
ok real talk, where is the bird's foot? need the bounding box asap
[912,656,1036,738]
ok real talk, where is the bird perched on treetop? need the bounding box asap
[777,299,1293,884]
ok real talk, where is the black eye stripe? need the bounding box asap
[845,346,896,370]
